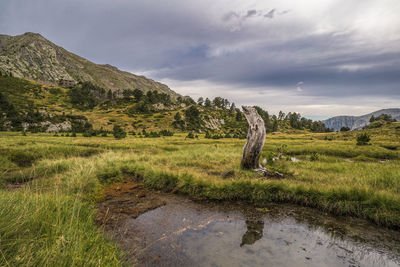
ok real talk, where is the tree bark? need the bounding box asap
[241,106,266,169]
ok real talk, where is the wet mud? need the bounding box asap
[96,182,166,227]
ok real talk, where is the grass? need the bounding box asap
[0,123,400,265]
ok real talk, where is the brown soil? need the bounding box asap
[96,181,166,227]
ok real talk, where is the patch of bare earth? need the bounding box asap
[96,182,166,228]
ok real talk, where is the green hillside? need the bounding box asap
[0,32,177,97]
[0,75,248,134]
[0,75,335,137]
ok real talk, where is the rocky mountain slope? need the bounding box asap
[323,108,400,131]
[0,75,245,133]
[0,32,177,97]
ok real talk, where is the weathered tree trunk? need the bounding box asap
[241,106,266,169]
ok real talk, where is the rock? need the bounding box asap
[204,116,225,130]
[45,121,72,133]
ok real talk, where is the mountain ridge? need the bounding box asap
[323,108,400,131]
[0,32,178,97]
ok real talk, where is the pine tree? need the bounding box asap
[197,97,204,106]
[107,90,113,100]
[229,103,236,116]
[204,98,212,107]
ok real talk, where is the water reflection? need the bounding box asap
[240,220,264,247]
[109,192,400,267]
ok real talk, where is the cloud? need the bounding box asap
[222,11,239,22]
[264,9,275,19]
[296,81,304,92]
[0,0,399,116]
[245,9,258,18]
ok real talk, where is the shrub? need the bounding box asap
[113,125,126,139]
[356,133,370,146]
[310,152,320,161]
[145,131,161,138]
[83,130,97,137]
[186,132,194,139]
[340,126,350,132]
[159,130,174,136]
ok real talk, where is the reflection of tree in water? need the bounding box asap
[240,220,264,247]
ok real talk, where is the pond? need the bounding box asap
[101,184,400,267]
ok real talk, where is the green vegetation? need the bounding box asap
[1,75,400,265]
[1,76,333,135]
[357,133,371,145]
[112,125,126,139]
[365,114,397,130]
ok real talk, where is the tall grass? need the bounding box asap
[0,191,121,266]
[0,123,400,264]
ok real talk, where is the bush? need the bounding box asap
[186,132,194,139]
[145,131,161,138]
[113,125,126,139]
[340,126,350,132]
[83,130,97,137]
[159,129,174,136]
[356,133,370,146]
[310,152,320,161]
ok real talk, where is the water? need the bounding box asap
[108,192,400,266]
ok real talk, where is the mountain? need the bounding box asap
[323,108,400,131]
[0,32,177,97]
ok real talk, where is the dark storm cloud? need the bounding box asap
[264,9,275,18]
[245,10,258,18]
[0,0,399,103]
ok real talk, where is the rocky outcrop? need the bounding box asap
[45,121,72,133]
[21,121,72,133]
[203,117,225,130]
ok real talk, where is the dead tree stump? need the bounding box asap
[241,106,266,169]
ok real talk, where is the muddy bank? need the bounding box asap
[96,182,166,227]
[97,182,400,266]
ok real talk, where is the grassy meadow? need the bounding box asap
[1,123,400,266]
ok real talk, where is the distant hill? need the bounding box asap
[0,32,178,97]
[0,75,332,134]
[0,75,247,133]
[323,108,400,131]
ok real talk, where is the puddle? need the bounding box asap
[100,182,400,266]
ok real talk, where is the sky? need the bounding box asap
[1,0,400,119]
